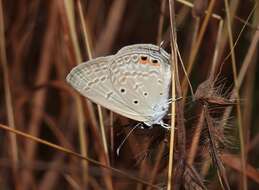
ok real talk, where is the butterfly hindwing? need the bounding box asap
[109,44,171,124]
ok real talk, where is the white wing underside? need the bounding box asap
[66,57,150,122]
[66,44,171,125]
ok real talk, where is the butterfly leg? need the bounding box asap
[159,121,171,130]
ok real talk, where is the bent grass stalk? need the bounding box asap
[0,124,161,189]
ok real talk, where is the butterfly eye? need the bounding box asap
[141,56,148,61]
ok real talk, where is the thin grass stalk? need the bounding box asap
[64,174,82,190]
[218,0,240,62]
[0,0,19,179]
[64,0,82,63]
[77,0,110,164]
[167,1,177,189]
[218,8,257,183]
[242,52,256,149]
[236,28,259,87]
[157,0,167,45]
[42,112,74,150]
[148,0,167,183]
[222,6,256,65]
[176,0,222,20]
[21,3,57,189]
[94,0,127,55]
[243,7,259,147]
[220,24,259,136]
[182,16,199,104]
[204,106,231,190]
[223,1,246,190]
[187,110,204,165]
[201,158,211,176]
[181,0,216,98]
[0,124,161,189]
[210,20,224,78]
[63,1,88,188]
[77,1,93,60]
[147,143,166,190]
[77,1,113,189]
[220,26,259,189]
[96,107,110,162]
[188,19,223,165]
[136,156,149,190]
[109,112,114,164]
[221,153,259,185]
[38,155,64,190]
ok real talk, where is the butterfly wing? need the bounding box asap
[109,44,171,125]
[66,56,149,122]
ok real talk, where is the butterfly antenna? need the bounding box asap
[116,123,140,156]
[175,43,195,100]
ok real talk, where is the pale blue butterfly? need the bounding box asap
[66,44,171,128]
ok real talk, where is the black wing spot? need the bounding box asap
[141,56,148,61]
[151,59,158,64]
[120,88,126,93]
[133,100,139,104]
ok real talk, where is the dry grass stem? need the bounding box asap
[0,1,258,189]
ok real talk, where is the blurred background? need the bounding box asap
[0,0,258,189]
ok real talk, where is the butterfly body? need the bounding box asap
[66,44,171,127]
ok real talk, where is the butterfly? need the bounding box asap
[66,44,172,128]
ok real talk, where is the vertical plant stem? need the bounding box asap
[0,0,19,178]
[187,110,204,165]
[220,26,259,135]
[223,1,246,190]
[209,19,224,78]
[157,0,167,45]
[147,143,166,190]
[20,3,57,189]
[182,0,216,98]
[167,0,177,189]
[77,0,110,164]
[188,19,223,165]
[109,111,114,164]
[77,1,113,189]
[63,0,88,188]
[182,17,199,104]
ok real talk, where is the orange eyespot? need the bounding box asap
[138,56,160,67]
[139,56,148,65]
